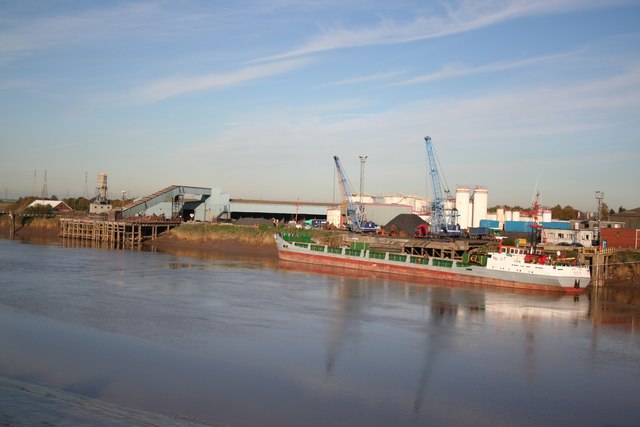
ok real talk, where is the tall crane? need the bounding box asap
[424,136,460,236]
[333,155,362,231]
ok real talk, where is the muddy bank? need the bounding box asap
[0,225,59,242]
[146,231,278,258]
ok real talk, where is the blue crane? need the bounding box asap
[424,136,460,236]
[333,155,362,231]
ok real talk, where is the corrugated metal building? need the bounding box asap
[608,208,640,229]
[229,199,331,221]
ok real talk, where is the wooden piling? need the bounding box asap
[59,218,180,247]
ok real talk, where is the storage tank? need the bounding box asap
[382,194,427,213]
[541,209,552,223]
[512,210,521,221]
[472,187,488,227]
[455,187,471,229]
[505,210,513,221]
[96,172,108,204]
[326,207,341,227]
[354,195,375,204]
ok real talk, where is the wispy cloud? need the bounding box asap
[255,0,628,62]
[0,4,159,62]
[392,50,581,85]
[131,58,311,103]
[323,71,405,87]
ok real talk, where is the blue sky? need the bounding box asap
[1,0,639,212]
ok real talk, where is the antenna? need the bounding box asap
[84,171,89,198]
[41,170,48,199]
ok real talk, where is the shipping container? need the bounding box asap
[469,227,491,238]
[600,228,640,249]
[479,219,500,229]
[541,221,570,230]
[504,221,535,233]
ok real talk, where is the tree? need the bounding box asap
[23,204,53,215]
[600,202,610,221]
[551,204,580,220]
[618,206,626,213]
[63,197,90,212]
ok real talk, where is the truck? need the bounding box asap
[468,227,491,239]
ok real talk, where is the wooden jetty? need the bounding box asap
[59,218,180,247]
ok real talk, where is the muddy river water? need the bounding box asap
[1,237,639,426]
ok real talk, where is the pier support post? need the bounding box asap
[9,212,15,239]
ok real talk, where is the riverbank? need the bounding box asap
[0,221,279,258]
[148,227,278,258]
[2,219,639,288]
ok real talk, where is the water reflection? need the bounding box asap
[588,286,640,331]
[278,259,640,331]
[146,242,278,270]
[1,237,640,426]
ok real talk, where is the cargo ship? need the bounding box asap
[274,233,591,294]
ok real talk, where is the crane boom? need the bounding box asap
[424,137,445,234]
[424,136,460,236]
[333,156,362,231]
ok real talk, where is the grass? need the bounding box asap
[0,215,59,229]
[169,223,276,245]
[169,223,345,246]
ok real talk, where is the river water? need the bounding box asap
[0,237,639,427]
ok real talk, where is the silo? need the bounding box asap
[496,207,505,224]
[541,209,552,223]
[455,187,471,229]
[326,207,342,228]
[472,187,488,227]
[96,172,108,204]
[512,210,521,221]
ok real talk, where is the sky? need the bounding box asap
[0,0,639,212]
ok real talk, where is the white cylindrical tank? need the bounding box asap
[96,172,108,202]
[326,207,341,227]
[455,187,471,229]
[354,195,375,204]
[472,187,488,227]
[541,209,552,223]
[512,211,521,221]
[97,172,107,187]
[496,207,505,224]
[382,194,428,213]
[383,196,400,204]
[505,210,512,221]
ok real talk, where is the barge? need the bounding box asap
[274,233,590,294]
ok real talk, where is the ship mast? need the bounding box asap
[523,192,542,253]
